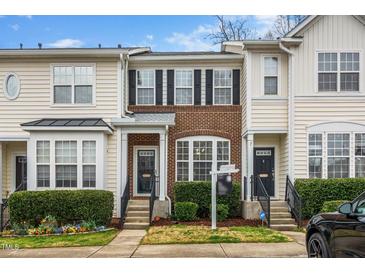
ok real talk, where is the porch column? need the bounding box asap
[0,142,2,204]
[159,132,166,201]
[246,134,254,197]
[117,130,128,217]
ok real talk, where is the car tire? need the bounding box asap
[307,233,330,258]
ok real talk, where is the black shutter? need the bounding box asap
[155,70,163,105]
[233,69,240,105]
[128,70,136,105]
[194,70,201,105]
[205,69,213,105]
[167,70,174,105]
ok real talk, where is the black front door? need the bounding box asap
[15,156,27,191]
[254,148,275,197]
[137,150,155,194]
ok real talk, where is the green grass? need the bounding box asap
[142,225,291,245]
[0,229,118,249]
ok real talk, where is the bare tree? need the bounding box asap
[269,15,306,38]
[207,16,257,44]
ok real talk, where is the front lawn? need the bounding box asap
[142,225,291,245]
[0,229,118,249]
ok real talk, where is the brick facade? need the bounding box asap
[128,105,242,198]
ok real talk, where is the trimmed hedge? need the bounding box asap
[173,181,241,218]
[210,204,229,222]
[9,190,114,226]
[174,202,199,221]
[295,178,365,219]
[321,200,349,213]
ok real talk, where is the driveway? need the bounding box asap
[0,230,307,258]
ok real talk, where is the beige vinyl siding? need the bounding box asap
[0,57,119,137]
[251,99,288,129]
[292,15,365,96]
[241,55,248,133]
[279,133,289,198]
[293,98,365,178]
[105,133,118,216]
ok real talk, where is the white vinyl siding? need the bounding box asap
[137,70,155,105]
[175,70,193,105]
[213,69,232,105]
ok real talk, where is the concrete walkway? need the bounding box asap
[0,230,307,258]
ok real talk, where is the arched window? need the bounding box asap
[3,73,20,100]
[176,136,230,181]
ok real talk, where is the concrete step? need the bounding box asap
[128,205,149,212]
[123,222,149,230]
[127,211,150,217]
[270,224,298,231]
[128,200,149,206]
[271,212,292,218]
[125,216,150,223]
[270,206,289,213]
[270,218,296,225]
[270,201,288,207]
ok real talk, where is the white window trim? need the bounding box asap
[261,54,281,96]
[136,69,156,105]
[3,72,21,100]
[326,132,351,179]
[82,140,97,188]
[213,69,233,105]
[54,139,78,188]
[50,63,96,107]
[175,136,231,182]
[174,69,194,105]
[315,50,362,93]
[307,133,323,178]
[36,140,50,188]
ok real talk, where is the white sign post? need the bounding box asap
[210,164,239,230]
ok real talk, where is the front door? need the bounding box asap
[254,148,275,197]
[137,150,156,195]
[15,155,27,191]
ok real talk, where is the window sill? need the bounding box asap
[50,104,96,108]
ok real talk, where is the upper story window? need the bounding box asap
[318,52,360,92]
[175,70,193,105]
[263,56,279,95]
[3,73,21,100]
[214,70,232,105]
[137,70,155,105]
[53,65,94,105]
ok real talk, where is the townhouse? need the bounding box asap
[1,15,365,225]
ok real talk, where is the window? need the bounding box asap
[175,70,193,105]
[327,133,350,178]
[308,134,322,178]
[214,70,232,105]
[318,52,360,92]
[55,141,77,187]
[176,137,230,181]
[3,73,21,100]
[263,57,279,95]
[82,141,96,188]
[355,133,365,177]
[36,141,50,187]
[137,70,155,105]
[53,65,94,105]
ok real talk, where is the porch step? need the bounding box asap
[271,212,292,218]
[127,211,149,217]
[123,222,150,230]
[270,218,296,225]
[128,205,149,212]
[270,206,289,213]
[270,224,297,231]
[125,216,150,223]
[270,201,288,207]
[128,200,149,206]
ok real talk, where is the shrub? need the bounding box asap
[295,178,365,219]
[174,202,199,221]
[173,181,241,218]
[210,203,229,222]
[321,200,349,213]
[9,190,114,226]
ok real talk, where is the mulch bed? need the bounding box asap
[151,217,261,227]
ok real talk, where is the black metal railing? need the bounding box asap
[120,176,130,228]
[254,175,271,227]
[243,176,248,200]
[285,175,302,227]
[1,199,9,232]
[149,174,158,224]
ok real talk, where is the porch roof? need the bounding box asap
[111,112,175,127]
[21,118,113,134]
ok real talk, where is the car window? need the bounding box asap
[354,198,365,215]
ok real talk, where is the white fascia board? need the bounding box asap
[0,135,29,141]
[285,15,317,37]
[111,117,175,127]
[21,126,113,134]
[129,54,243,61]
[128,47,151,55]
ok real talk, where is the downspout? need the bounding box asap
[124,54,134,115]
[279,42,294,180]
[120,53,132,118]
[164,125,172,215]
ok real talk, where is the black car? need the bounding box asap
[306,191,365,257]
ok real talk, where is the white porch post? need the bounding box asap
[0,142,2,203]
[159,132,166,201]
[119,130,128,217]
[246,134,254,198]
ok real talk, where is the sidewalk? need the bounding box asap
[0,230,307,258]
